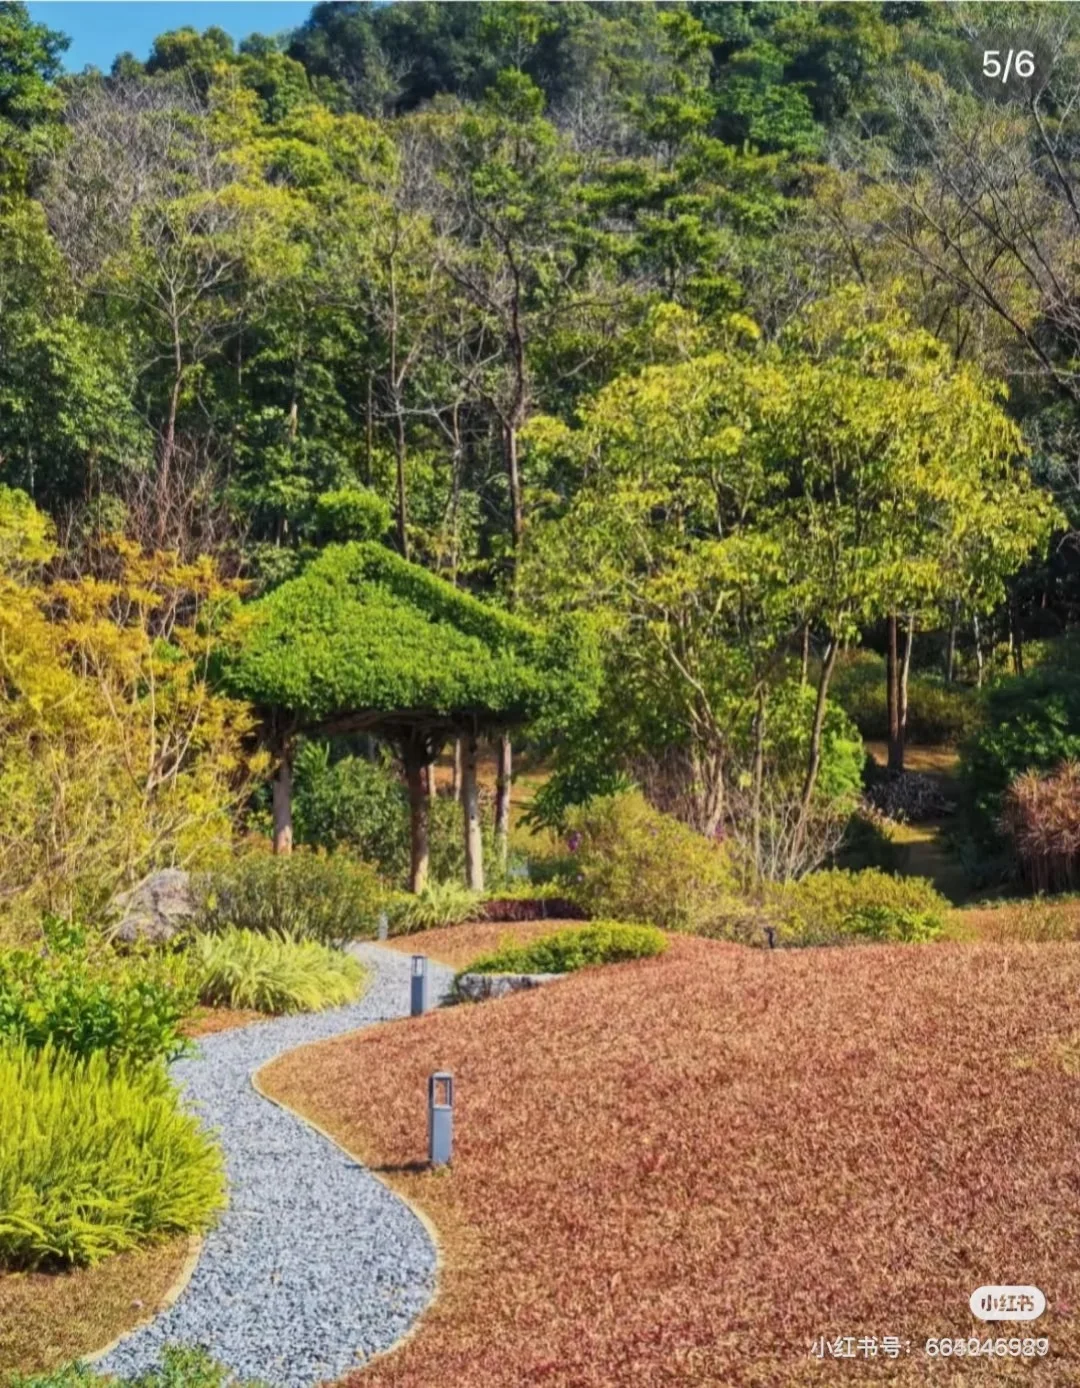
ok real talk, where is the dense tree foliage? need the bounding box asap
[1,0,1078,891]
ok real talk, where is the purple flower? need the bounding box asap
[567,830,582,853]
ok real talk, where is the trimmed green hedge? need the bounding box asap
[222,541,555,724]
[460,921,668,977]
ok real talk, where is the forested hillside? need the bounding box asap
[2,0,1080,895]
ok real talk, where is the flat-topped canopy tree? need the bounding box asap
[221,541,593,892]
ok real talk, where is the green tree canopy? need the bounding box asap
[223,539,585,734]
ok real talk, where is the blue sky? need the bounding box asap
[28,3,316,73]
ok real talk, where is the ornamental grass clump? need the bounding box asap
[0,1041,225,1270]
[1000,761,1080,894]
[191,927,367,1014]
[461,921,667,977]
[389,882,485,934]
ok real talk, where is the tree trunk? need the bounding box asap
[462,733,484,892]
[1009,591,1024,676]
[897,612,915,771]
[945,604,958,684]
[405,747,429,894]
[272,750,293,856]
[800,622,810,686]
[886,612,904,772]
[792,635,841,858]
[750,686,766,890]
[394,411,409,561]
[365,373,373,486]
[426,758,437,804]
[973,614,984,688]
[504,421,524,598]
[494,734,512,873]
[451,738,462,801]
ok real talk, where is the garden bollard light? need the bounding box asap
[411,954,429,1016]
[377,911,389,942]
[429,1072,454,1167]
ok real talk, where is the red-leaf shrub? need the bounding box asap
[476,897,586,923]
[1001,760,1080,893]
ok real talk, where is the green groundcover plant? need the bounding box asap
[0,926,195,1068]
[460,922,668,978]
[190,927,368,1014]
[0,1042,225,1270]
[10,1347,266,1388]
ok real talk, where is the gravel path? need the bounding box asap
[96,944,457,1388]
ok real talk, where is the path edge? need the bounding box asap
[250,1021,445,1378]
[82,1234,205,1366]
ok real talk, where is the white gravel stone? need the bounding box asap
[94,944,456,1388]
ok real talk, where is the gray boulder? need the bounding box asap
[111,868,196,944]
[455,971,565,1003]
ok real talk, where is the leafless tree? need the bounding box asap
[41,78,275,546]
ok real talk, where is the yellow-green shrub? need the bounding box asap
[768,868,948,945]
[564,791,736,931]
[191,927,367,1014]
[461,921,667,977]
[0,508,264,930]
[0,919,195,1067]
[387,882,485,934]
[0,1041,225,1270]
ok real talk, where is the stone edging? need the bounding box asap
[454,971,566,1002]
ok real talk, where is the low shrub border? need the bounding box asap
[457,921,667,983]
[765,868,949,946]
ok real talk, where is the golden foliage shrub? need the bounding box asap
[0,491,266,930]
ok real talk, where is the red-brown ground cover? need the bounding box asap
[260,937,1080,1387]
[181,1005,265,1038]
